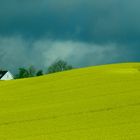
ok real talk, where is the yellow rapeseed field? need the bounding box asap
[0,63,140,140]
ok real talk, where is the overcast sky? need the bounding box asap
[0,0,140,73]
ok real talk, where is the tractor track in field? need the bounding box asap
[0,102,140,127]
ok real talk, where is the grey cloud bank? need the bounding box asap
[0,0,140,72]
[0,36,130,73]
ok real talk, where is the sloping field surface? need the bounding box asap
[0,63,140,140]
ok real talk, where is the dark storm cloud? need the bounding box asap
[0,0,140,72]
[0,0,140,43]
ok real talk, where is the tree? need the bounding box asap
[15,66,37,79]
[15,68,29,79]
[47,60,73,74]
[36,70,43,76]
[28,66,36,77]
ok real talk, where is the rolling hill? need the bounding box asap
[0,63,140,140]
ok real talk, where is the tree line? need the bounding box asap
[15,60,73,79]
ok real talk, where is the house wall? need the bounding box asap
[1,72,14,80]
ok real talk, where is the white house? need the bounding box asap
[0,71,14,80]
